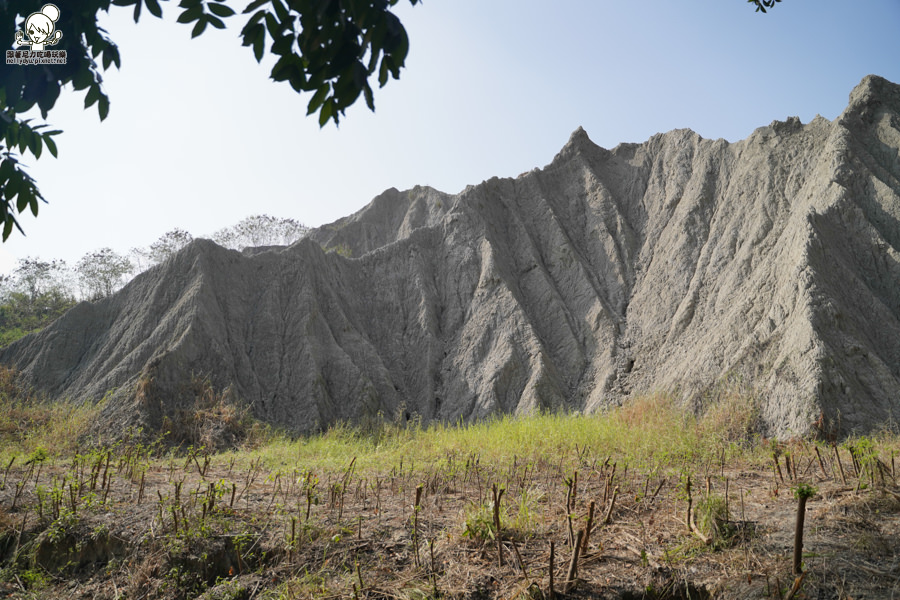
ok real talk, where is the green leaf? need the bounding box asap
[0,157,14,182]
[243,0,270,13]
[16,184,30,213]
[306,85,329,115]
[28,133,42,159]
[383,11,401,36]
[133,0,142,22]
[111,45,122,69]
[191,17,208,38]
[73,68,94,91]
[351,60,368,91]
[362,82,374,111]
[271,33,293,55]
[98,96,110,121]
[240,21,259,41]
[85,85,101,109]
[252,28,265,62]
[29,195,38,217]
[36,82,61,119]
[271,55,294,82]
[378,58,389,87]
[3,174,20,201]
[264,13,281,37]
[392,29,409,64]
[207,15,226,29]
[177,6,203,23]
[288,71,305,93]
[145,0,163,18]
[44,136,58,159]
[318,99,334,127]
[241,23,266,61]
[4,121,19,147]
[3,216,15,241]
[386,54,401,80]
[244,8,266,26]
[18,126,30,154]
[208,3,236,17]
[271,0,289,22]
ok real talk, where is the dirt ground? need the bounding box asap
[0,446,898,599]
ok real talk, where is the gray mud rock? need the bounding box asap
[3,75,900,439]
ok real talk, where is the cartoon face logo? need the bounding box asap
[14,4,63,51]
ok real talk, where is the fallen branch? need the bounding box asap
[689,512,711,545]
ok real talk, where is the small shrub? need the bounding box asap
[327,243,352,258]
[507,489,544,539]
[694,494,731,545]
[16,568,49,590]
[462,502,498,542]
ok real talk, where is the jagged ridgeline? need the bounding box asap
[3,75,899,439]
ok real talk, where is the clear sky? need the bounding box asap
[3,0,899,273]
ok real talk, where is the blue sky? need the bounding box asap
[3,0,899,272]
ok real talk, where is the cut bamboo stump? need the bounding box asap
[563,529,584,594]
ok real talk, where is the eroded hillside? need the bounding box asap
[3,75,899,438]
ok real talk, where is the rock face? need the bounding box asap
[4,75,900,438]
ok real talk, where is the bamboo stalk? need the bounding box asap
[833,444,847,485]
[602,485,619,525]
[563,529,584,593]
[548,541,555,600]
[581,501,595,553]
[814,446,828,480]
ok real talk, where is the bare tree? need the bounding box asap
[212,215,308,250]
[7,258,71,306]
[75,248,133,301]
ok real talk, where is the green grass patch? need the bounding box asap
[240,391,764,476]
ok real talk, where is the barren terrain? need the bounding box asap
[0,394,898,599]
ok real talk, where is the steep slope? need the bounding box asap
[4,75,899,438]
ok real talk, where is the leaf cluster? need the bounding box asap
[0,0,417,239]
[0,0,122,239]
[747,0,782,13]
[792,482,816,500]
[238,0,420,126]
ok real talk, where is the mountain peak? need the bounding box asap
[551,126,608,165]
[843,74,900,121]
[568,125,590,142]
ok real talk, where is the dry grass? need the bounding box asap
[160,374,267,452]
[0,366,101,462]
